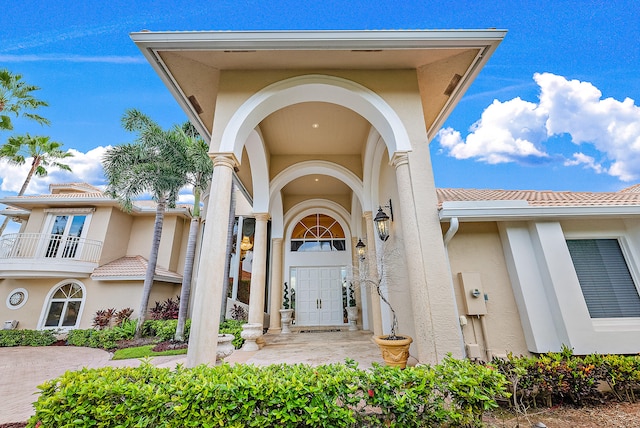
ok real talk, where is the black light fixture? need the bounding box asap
[356,238,366,260]
[374,199,393,241]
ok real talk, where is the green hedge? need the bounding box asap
[67,320,137,350]
[0,329,57,347]
[492,347,640,409]
[28,357,508,428]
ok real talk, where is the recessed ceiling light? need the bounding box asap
[311,123,320,129]
[314,178,319,182]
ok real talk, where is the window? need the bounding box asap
[41,281,85,329]
[45,214,87,259]
[290,214,346,252]
[567,239,640,318]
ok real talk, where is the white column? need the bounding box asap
[268,238,284,332]
[247,213,270,326]
[391,152,437,363]
[186,154,238,367]
[363,211,383,336]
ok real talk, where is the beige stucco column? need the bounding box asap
[186,153,238,368]
[247,213,270,326]
[391,152,437,363]
[268,237,284,332]
[363,211,383,336]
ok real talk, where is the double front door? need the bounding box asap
[294,266,344,326]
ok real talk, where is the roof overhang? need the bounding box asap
[131,29,506,141]
[439,201,640,222]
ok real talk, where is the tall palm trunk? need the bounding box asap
[175,188,202,341]
[0,157,39,236]
[135,196,166,338]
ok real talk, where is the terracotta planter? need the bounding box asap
[216,333,235,365]
[373,334,413,368]
[279,308,294,334]
[346,306,358,331]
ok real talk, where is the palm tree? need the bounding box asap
[0,134,73,235]
[0,69,50,131]
[102,109,189,338]
[174,123,213,341]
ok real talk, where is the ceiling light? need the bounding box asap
[311,123,320,129]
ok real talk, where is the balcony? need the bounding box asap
[0,233,103,278]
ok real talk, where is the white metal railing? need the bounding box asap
[0,233,102,263]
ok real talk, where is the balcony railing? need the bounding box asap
[0,233,103,263]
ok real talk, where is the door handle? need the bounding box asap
[316,299,319,309]
[319,299,322,309]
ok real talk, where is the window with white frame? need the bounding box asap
[41,281,85,329]
[290,214,346,252]
[566,239,640,318]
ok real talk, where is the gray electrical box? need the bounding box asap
[458,272,487,315]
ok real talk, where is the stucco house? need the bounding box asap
[0,183,191,331]
[3,29,640,367]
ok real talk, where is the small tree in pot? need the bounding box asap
[279,282,294,334]
[353,242,412,368]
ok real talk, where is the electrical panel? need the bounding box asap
[458,272,487,315]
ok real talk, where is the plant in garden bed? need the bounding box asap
[0,329,57,347]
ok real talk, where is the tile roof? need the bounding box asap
[436,188,640,208]
[91,255,182,283]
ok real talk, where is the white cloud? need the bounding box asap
[0,146,108,195]
[438,72,640,181]
[564,152,604,174]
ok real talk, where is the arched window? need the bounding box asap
[41,281,85,329]
[290,214,346,252]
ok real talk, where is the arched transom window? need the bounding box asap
[42,282,84,329]
[290,214,346,252]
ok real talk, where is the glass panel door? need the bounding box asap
[44,215,86,259]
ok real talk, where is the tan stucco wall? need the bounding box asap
[21,209,46,234]
[445,222,530,356]
[98,208,133,265]
[0,277,180,330]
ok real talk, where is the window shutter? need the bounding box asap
[567,239,640,318]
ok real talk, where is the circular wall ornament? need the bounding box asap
[6,288,28,310]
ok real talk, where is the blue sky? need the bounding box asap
[1,0,639,219]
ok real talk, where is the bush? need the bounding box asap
[220,319,245,349]
[149,296,180,320]
[28,358,509,427]
[67,321,137,350]
[142,319,190,341]
[0,329,57,347]
[492,348,640,409]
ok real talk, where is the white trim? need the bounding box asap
[37,279,87,331]
[441,202,640,222]
[270,160,364,208]
[220,74,412,161]
[6,288,28,310]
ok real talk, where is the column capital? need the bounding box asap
[390,151,410,169]
[272,237,283,244]
[363,210,374,221]
[209,152,239,169]
[254,212,271,222]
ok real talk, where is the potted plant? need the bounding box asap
[345,282,359,331]
[279,282,294,334]
[357,245,413,368]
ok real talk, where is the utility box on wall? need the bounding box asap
[458,272,487,316]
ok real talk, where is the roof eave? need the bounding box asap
[439,204,640,222]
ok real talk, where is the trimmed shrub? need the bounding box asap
[27,358,509,428]
[0,329,57,347]
[67,321,137,350]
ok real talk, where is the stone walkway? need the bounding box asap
[0,330,384,424]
